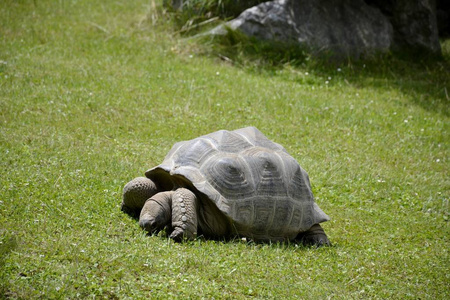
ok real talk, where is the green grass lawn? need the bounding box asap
[1,0,449,298]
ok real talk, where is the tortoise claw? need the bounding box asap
[296,224,331,246]
[169,228,185,242]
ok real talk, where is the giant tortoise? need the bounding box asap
[122,127,330,245]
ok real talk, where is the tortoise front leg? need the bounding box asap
[169,188,198,241]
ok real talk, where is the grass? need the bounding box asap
[0,0,449,298]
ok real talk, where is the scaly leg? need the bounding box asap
[122,177,159,218]
[169,188,198,241]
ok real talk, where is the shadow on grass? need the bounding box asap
[197,30,450,117]
[333,53,450,117]
[137,227,334,250]
[0,235,18,297]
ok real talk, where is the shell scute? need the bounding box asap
[202,153,255,200]
[288,167,314,201]
[170,138,216,169]
[252,200,276,235]
[240,147,287,198]
[208,130,253,153]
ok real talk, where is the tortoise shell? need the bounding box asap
[145,127,329,241]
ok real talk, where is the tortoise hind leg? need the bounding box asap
[295,224,331,246]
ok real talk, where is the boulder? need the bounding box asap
[365,0,441,55]
[209,0,442,59]
[211,0,394,60]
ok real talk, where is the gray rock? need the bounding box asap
[210,0,442,59]
[211,0,393,60]
[365,0,442,55]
